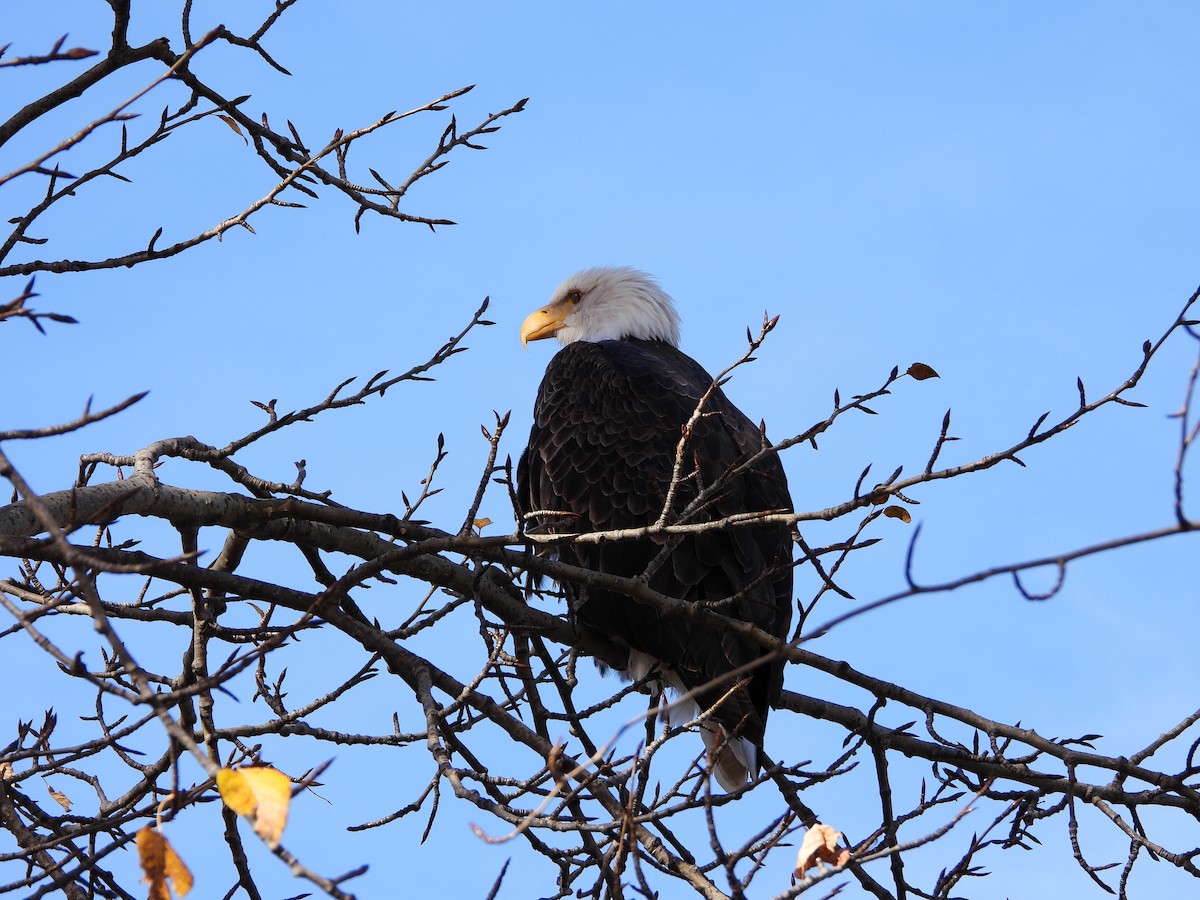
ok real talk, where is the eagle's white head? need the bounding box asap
[520,266,682,348]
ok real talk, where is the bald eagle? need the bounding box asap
[517,266,793,791]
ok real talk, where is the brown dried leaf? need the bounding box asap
[548,740,567,786]
[216,115,248,145]
[473,517,492,532]
[162,838,193,898]
[217,766,290,848]
[907,362,940,381]
[795,823,846,877]
[883,505,912,524]
[136,826,193,900]
[46,783,71,812]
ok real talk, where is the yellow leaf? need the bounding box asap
[46,783,71,812]
[217,769,252,816]
[907,362,940,381]
[240,768,290,847]
[795,822,847,877]
[217,766,291,848]
[473,517,492,532]
[216,114,248,145]
[883,505,912,524]
[137,826,193,899]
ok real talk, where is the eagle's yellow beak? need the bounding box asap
[519,303,569,348]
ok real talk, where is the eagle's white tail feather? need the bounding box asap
[700,725,755,792]
[627,650,756,791]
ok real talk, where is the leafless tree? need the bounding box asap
[2,4,1197,900]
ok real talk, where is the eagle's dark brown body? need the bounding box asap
[517,336,793,786]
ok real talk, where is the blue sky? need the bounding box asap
[4,2,1199,898]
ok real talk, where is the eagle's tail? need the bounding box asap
[700,723,757,792]
[627,650,761,792]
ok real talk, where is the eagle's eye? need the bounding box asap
[566,289,583,305]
